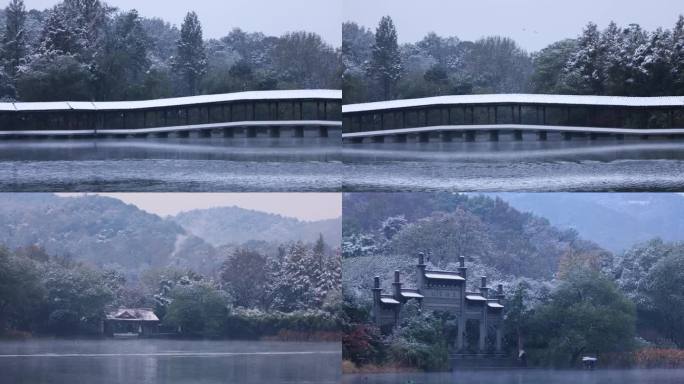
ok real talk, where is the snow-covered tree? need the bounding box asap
[563,22,605,94]
[367,15,402,100]
[2,0,27,84]
[95,9,150,99]
[172,11,207,95]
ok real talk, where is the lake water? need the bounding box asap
[0,138,341,191]
[0,339,340,384]
[343,140,684,191]
[342,368,684,384]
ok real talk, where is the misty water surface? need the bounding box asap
[342,368,684,384]
[343,140,684,191]
[0,138,341,192]
[0,339,340,384]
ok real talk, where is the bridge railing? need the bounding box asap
[0,90,341,133]
[342,94,684,135]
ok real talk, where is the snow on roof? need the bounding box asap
[0,90,341,112]
[466,295,488,301]
[401,290,425,299]
[424,271,465,281]
[582,357,598,362]
[488,302,504,309]
[343,94,684,113]
[380,297,401,305]
[13,102,73,111]
[106,308,159,322]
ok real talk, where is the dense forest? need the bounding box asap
[343,15,684,103]
[0,194,342,340]
[341,193,684,370]
[0,0,340,102]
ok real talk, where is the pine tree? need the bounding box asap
[600,22,627,95]
[367,15,402,100]
[38,5,81,56]
[173,11,207,95]
[95,9,150,99]
[672,15,684,93]
[2,0,27,81]
[563,22,605,94]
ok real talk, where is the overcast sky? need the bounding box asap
[22,0,342,46]
[344,0,684,52]
[58,193,341,221]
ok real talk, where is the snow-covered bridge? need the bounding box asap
[342,94,684,143]
[0,89,342,139]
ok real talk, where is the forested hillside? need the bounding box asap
[0,193,342,340]
[173,206,342,247]
[0,0,340,102]
[343,15,684,102]
[0,194,217,274]
[342,193,609,300]
[342,193,684,369]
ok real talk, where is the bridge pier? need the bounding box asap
[268,126,281,138]
[394,134,407,143]
[537,131,547,141]
[513,130,523,141]
[222,127,234,138]
[440,131,453,142]
[616,133,625,140]
[589,132,598,140]
[489,130,499,142]
[175,130,190,138]
[464,131,476,142]
[294,126,304,138]
[199,129,212,138]
[319,126,329,138]
[418,132,430,143]
[154,132,169,138]
[563,132,573,141]
[371,135,385,143]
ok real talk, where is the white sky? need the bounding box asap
[57,193,342,221]
[344,0,684,52]
[20,0,342,46]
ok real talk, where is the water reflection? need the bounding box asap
[343,141,684,191]
[0,138,341,191]
[342,369,684,384]
[0,339,341,384]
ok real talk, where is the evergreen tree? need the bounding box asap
[95,9,150,99]
[173,11,207,95]
[367,15,402,100]
[672,15,684,93]
[2,0,27,84]
[563,22,605,94]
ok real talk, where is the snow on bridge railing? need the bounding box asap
[343,94,684,113]
[1,89,342,112]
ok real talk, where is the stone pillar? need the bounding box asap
[372,276,382,326]
[496,327,503,353]
[392,270,402,301]
[457,256,467,352]
[479,276,489,352]
[416,253,426,291]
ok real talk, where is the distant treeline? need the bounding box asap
[343,15,684,103]
[0,235,341,339]
[0,0,340,102]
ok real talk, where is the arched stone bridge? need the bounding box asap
[0,89,341,139]
[343,94,684,143]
